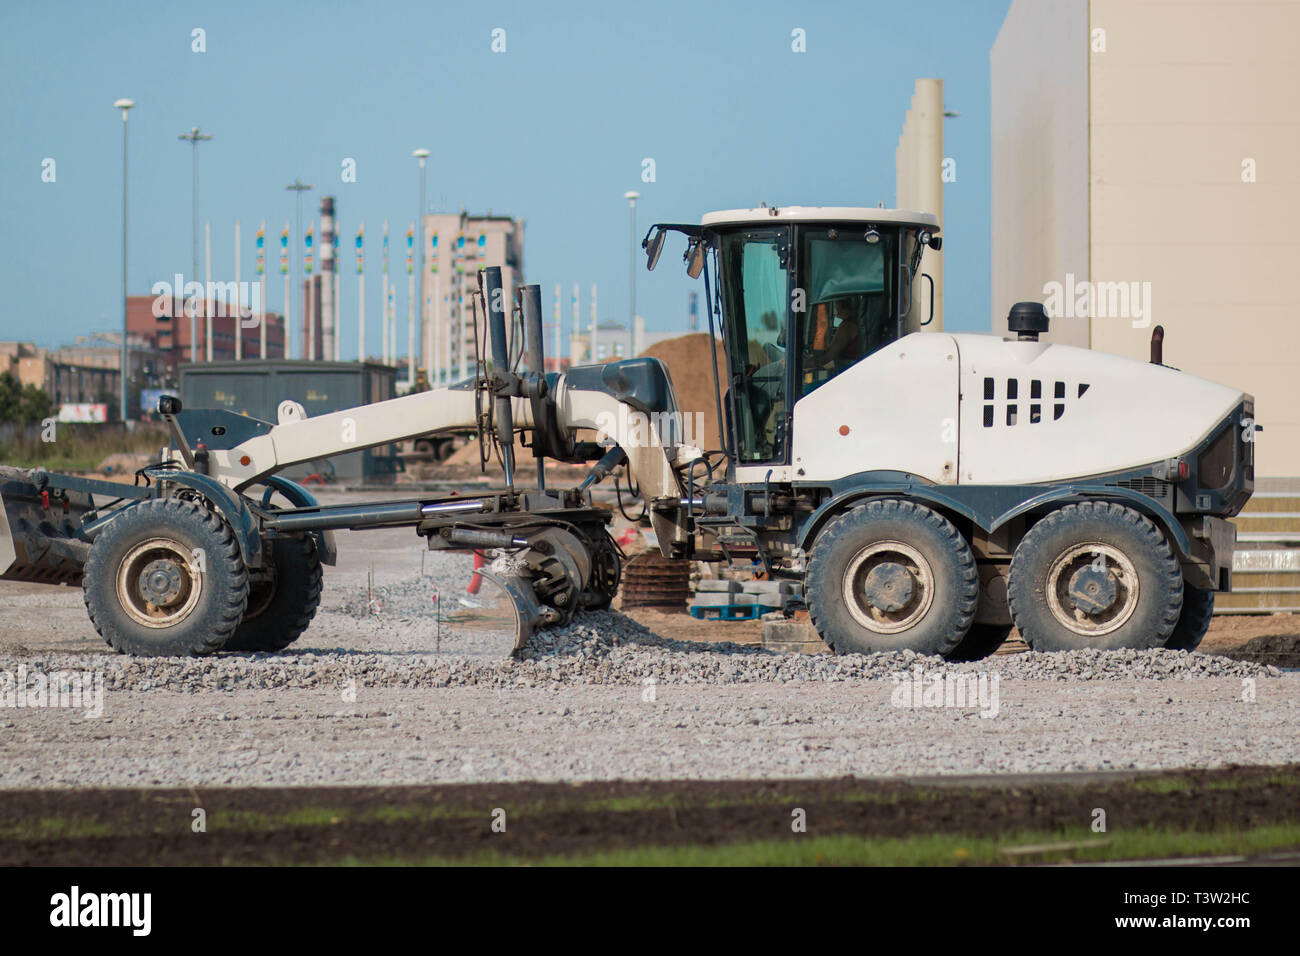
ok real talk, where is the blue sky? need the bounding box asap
[0,0,1011,357]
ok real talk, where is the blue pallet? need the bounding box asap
[688,603,763,621]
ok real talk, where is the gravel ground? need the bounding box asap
[0,516,1296,788]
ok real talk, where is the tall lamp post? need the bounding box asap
[115,99,135,423]
[412,149,430,386]
[177,127,213,361]
[284,179,314,358]
[624,191,640,358]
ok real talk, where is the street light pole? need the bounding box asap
[178,127,213,362]
[284,179,314,358]
[115,99,135,423]
[412,149,430,387]
[624,191,640,358]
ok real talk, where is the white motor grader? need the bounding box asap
[0,206,1253,658]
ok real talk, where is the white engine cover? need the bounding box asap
[790,332,1248,486]
[953,334,1244,483]
[792,334,961,484]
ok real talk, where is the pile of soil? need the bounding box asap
[1219,632,1300,668]
[640,333,727,452]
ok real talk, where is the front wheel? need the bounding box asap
[806,499,979,656]
[223,535,323,653]
[83,497,248,657]
[1007,501,1182,652]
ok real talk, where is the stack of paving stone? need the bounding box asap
[689,578,804,620]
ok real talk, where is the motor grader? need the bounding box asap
[0,206,1253,658]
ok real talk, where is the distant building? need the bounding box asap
[422,211,524,383]
[569,322,629,365]
[0,334,165,416]
[0,341,51,392]
[127,293,287,371]
[51,332,169,414]
[566,316,679,365]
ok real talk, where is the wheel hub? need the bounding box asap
[1066,565,1118,615]
[862,562,914,613]
[1045,543,1139,637]
[138,559,184,607]
[116,537,203,629]
[842,540,935,634]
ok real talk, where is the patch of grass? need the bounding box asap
[0,425,167,472]
[1130,769,1300,795]
[345,823,1300,867]
[0,816,113,840]
[207,806,351,831]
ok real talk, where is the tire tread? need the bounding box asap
[806,498,978,657]
[1007,500,1182,652]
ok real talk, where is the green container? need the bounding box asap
[179,360,399,482]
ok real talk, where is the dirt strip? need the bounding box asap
[1,765,1296,865]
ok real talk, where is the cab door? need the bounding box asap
[718,227,792,465]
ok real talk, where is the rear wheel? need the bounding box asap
[1007,501,1182,652]
[806,499,979,656]
[224,535,322,652]
[1165,584,1214,652]
[83,497,248,657]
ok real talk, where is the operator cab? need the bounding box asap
[644,206,941,466]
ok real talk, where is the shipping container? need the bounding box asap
[179,360,399,482]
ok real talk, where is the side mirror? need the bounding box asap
[644,228,667,271]
[686,239,707,279]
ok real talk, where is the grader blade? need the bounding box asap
[0,466,94,586]
[476,568,553,653]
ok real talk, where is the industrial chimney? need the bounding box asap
[320,196,336,361]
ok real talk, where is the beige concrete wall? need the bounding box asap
[1089,0,1300,476]
[896,78,945,330]
[990,0,1090,345]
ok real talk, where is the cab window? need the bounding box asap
[798,227,898,397]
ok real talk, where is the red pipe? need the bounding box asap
[467,550,486,594]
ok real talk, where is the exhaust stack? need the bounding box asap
[520,283,548,488]
[483,266,516,488]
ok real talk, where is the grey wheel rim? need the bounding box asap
[1044,542,1139,637]
[841,540,935,634]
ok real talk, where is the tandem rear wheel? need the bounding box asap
[806,498,980,657]
[1007,501,1184,652]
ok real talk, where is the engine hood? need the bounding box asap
[952,333,1249,484]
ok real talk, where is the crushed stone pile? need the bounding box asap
[1,605,1281,695]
